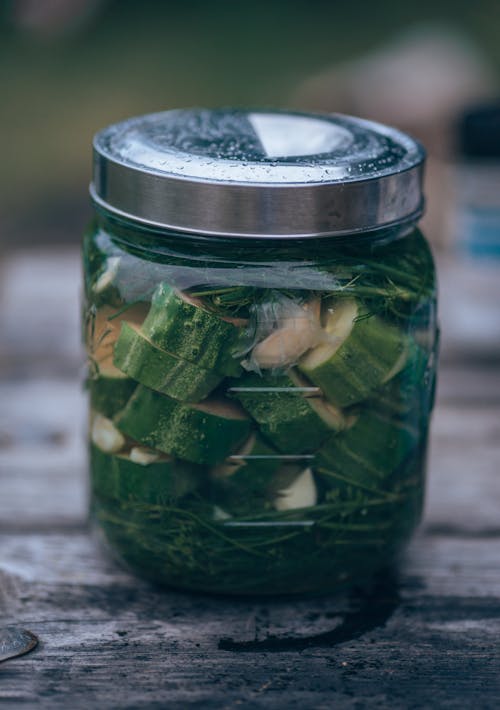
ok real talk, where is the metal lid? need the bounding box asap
[91,108,425,238]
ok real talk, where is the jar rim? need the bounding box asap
[90,184,424,241]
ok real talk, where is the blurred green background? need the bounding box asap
[1,0,499,247]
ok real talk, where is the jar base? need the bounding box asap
[90,498,416,597]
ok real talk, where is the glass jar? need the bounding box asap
[84,109,438,595]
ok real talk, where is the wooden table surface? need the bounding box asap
[1,250,499,709]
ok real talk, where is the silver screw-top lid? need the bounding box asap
[91,108,425,238]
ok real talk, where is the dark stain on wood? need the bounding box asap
[218,571,400,652]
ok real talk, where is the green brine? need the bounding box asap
[84,109,438,594]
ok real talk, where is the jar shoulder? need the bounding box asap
[84,219,435,279]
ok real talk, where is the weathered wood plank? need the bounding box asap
[0,378,87,528]
[425,404,500,533]
[0,250,82,376]
[0,379,85,466]
[0,531,500,709]
[437,362,500,404]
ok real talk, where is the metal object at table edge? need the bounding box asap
[0,627,39,663]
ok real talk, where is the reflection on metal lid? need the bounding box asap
[92,108,425,238]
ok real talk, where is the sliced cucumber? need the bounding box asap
[316,410,418,492]
[141,284,243,376]
[88,370,137,418]
[113,322,222,402]
[373,340,429,418]
[114,385,252,465]
[230,370,345,454]
[299,299,407,407]
[90,443,199,504]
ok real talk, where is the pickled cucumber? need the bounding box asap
[114,385,252,465]
[113,322,222,402]
[316,410,418,492]
[84,223,437,594]
[91,444,199,504]
[230,370,345,453]
[141,284,244,376]
[299,299,407,407]
[89,372,137,418]
[373,338,438,426]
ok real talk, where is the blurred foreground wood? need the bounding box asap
[0,250,499,709]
